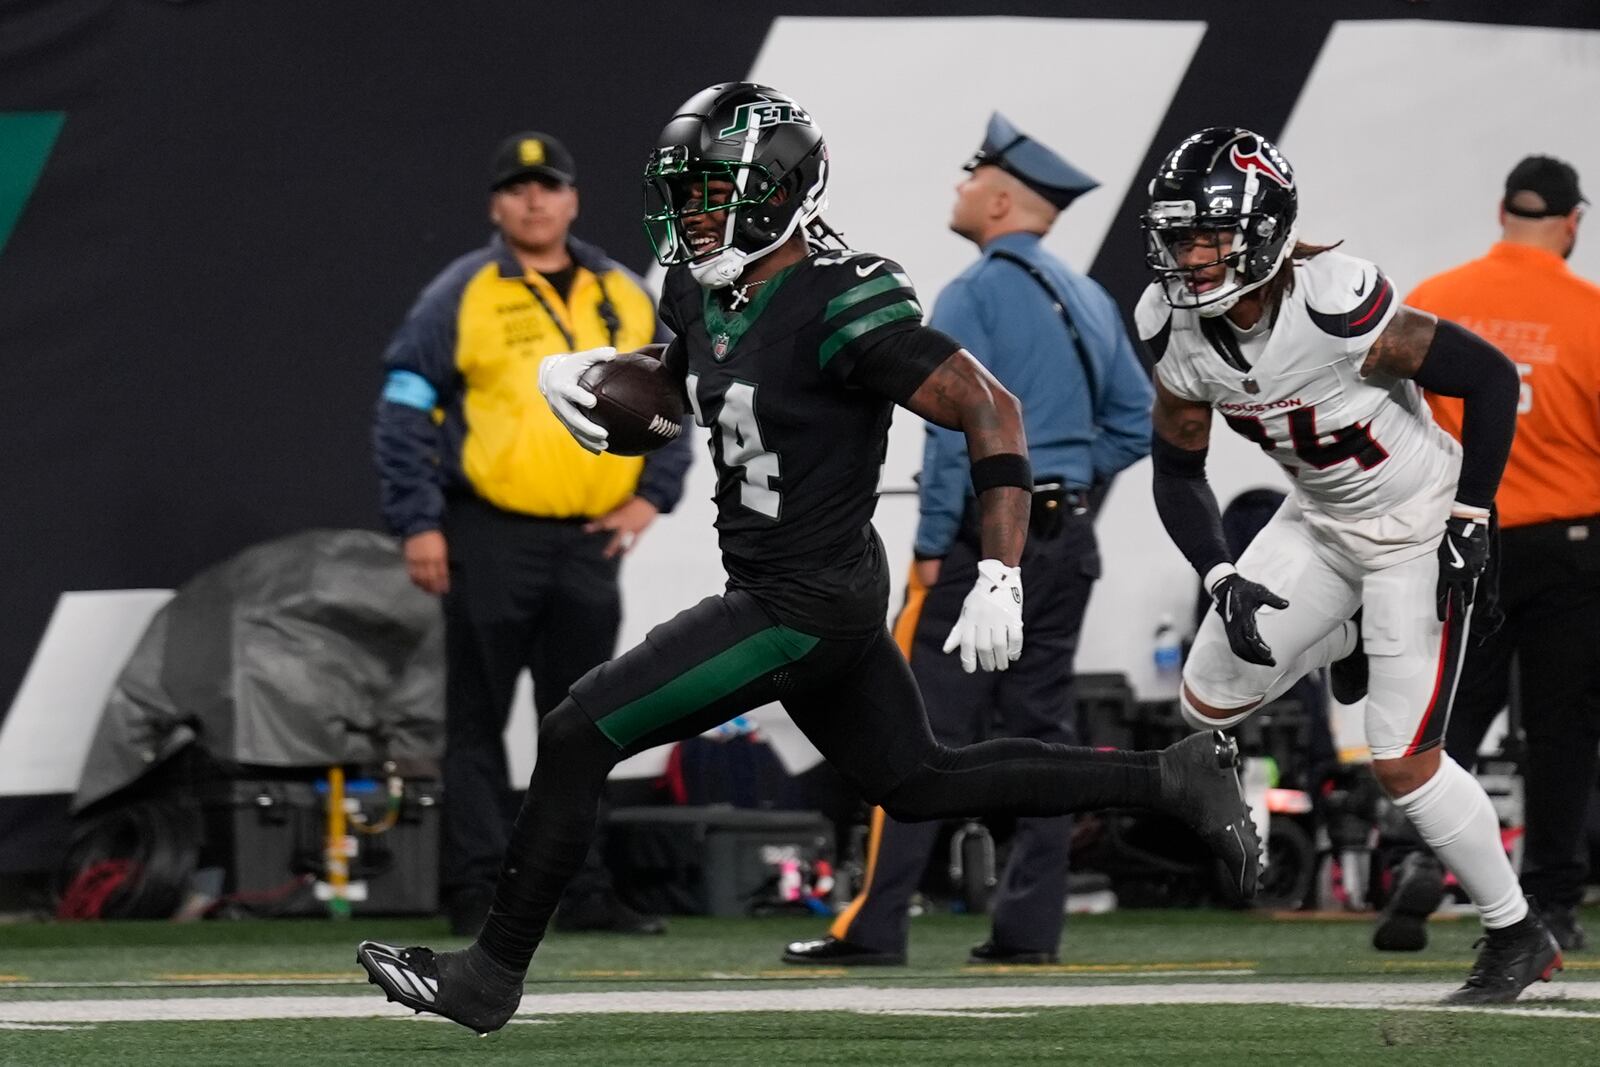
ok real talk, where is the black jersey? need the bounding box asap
[660,250,954,637]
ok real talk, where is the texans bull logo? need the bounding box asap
[1229,142,1292,189]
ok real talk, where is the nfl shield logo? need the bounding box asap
[1243,377,1260,394]
[713,333,730,359]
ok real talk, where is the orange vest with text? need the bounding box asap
[1410,241,1600,528]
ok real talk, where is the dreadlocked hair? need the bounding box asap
[806,216,849,251]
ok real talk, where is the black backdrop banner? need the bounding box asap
[3,0,1598,869]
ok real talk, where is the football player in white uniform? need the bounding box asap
[1137,128,1561,1005]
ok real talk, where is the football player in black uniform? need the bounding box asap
[357,83,1260,1035]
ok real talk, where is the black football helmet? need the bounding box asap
[643,82,829,288]
[1141,127,1298,316]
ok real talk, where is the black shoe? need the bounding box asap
[1329,610,1367,704]
[445,888,494,938]
[552,893,667,935]
[356,940,523,1034]
[1159,731,1261,904]
[968,940,1058,965]
[1373,853,1445,952]
[1539,904,1588,952]
[782,936,905,966]
[1441,907,1563,1005]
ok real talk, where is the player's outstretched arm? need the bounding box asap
[903,348,1029,673]
[1363,306,1519,619]
[1151,380,1286,667]
[903,348,1029,567]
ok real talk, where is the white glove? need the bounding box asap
[537,346,615,453]
[942,559,1024,673]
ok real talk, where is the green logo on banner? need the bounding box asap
[0,112,65,258]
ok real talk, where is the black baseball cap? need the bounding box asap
[1504,155,1587,218]
[490,131,576,191]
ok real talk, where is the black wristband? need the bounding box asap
[970,453,1032,495]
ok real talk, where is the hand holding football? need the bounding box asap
[576,345,686,456]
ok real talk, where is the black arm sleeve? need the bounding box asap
[1411,320,1519,509]
[844,324,962,405]
[1151,435,1233,580]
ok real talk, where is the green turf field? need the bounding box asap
[3,910,1598,1064]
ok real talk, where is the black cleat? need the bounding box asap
[356,940,523,1034]
[1159,731,1261,904]
[1329,611,1367,704]
[781,936,905,966]
[1373,852,1446,952]
[968,940,1059,965]
[1442,907,1563,1005]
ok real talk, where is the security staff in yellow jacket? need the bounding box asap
[374,131,691,936]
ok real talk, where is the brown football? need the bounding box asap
[577,345,687,456]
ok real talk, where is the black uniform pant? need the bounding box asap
[1440,515,1600,911]
[830,514,1100,955]
[478,577,1160,972]
[440,495,622,902]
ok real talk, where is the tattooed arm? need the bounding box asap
[1362,303,1519,621]
[902,348,1030,568]
[1152,375,1214,451]
[1360,305,1438,379]
[1362,306,1517,510]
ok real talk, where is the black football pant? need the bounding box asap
[440,495,621,906]
[832,514,1099,956]
[1439,516,1600,911]
[477,584,1160,972]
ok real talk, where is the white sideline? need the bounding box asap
[5,982,1600,1023]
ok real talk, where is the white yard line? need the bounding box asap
[0,968,1256,991]
[4,982,1600,1023]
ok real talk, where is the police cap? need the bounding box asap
[965,112,1097,211]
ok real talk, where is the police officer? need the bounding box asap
[374,131,692,937]
[784,114,1153,966]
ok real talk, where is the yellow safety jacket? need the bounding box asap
[375,234,689,534]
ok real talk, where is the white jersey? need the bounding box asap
[1138,250,1460,523]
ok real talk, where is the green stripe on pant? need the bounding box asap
[593,625,820,748]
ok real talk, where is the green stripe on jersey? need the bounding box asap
[824,272,913,320]
[818,300,922,369]
[595,626,820,748]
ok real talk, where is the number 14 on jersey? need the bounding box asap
[687,374,782,519]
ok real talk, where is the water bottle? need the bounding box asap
[779,857,802,902]
[1152,614,1182,681]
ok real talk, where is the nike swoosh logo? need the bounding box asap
[855,260,884,277]
[1354,275,1368,297]
[1446,538,1466,570]
[1223,598,1234,623]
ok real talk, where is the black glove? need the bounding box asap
[1436,510,1491,622]
[1210,571,1290,667]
